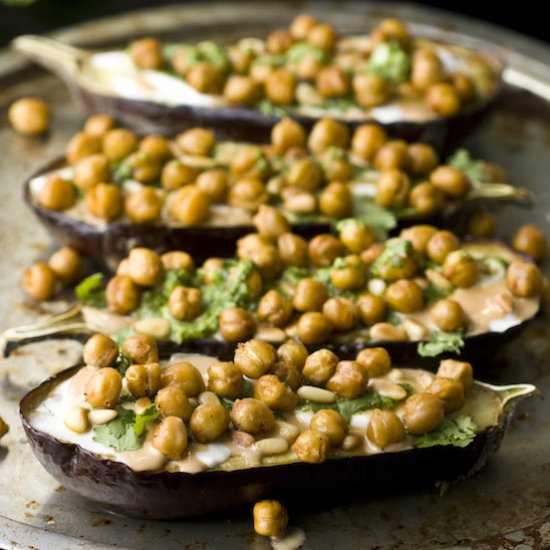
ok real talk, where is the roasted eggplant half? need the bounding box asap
[20,336,537,519]
[24,114,528,267]
[12,15,503,153]
[6,227,543,366]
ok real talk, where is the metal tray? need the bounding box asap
[0,2,549,548]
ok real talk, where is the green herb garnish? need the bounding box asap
[366,41,411,84]
[370,239,412,277]
[352,197,397,238]
[447,149,487,183]
[75,273,105,307]
[417,331,465,357]
[413,415,478,448]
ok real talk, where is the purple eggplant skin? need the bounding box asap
[20,365,511,519]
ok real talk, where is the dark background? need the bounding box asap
[0,0,548,46]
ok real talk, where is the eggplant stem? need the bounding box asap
[468,182,533,206]
[476,381,539,410]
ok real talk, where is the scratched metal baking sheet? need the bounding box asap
[0,2,549,549]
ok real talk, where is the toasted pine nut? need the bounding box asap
[297,385,336,403]
[426,269,453,290]
[134,317,171,340]
[369,323,407,342]
[284,190,317,213]
[254,325,286,342]
[342,433,362,451]
[256,437,289,455]
[199,391,221,406]
[368,278,386,296]
[231,430,255,448]
[64,406,90,433]
[402,319,428,341]
[88,408,118,425]
[370,379,407,401]
[274,420,301,443]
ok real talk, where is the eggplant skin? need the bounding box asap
[20,365,509,519]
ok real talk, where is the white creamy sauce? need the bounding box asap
[350,411,374,429]
[489,312,521,333]
[271,527,306,550]
[294,410,314,426]
[194,443,232,468]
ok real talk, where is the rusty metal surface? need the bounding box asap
[0,2,549,549]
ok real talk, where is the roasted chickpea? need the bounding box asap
[278,232,309,268]
[437,359,473,391]
[297,312,332,344]
[513,224,547,261]
[331,256,366,291]
[125,187,162,224]
[321,152,353,183]
[360,242,385,266]
[131,37,163,70]
[452,72,476,103]
[187,62,223,94]
[373,140,409,172]
[411,49,445,90]
[231,146,268,178]
[152,416,188,460]
[155,385,191,420]
[277,340,309,371]
[375,169,411,208]
[84,367,122,409]
[189,403,230,443]
[266,28,294,54]
[73,154,110,191]
[367,409,406,448]
[399,225,437,255]
[339,223,376,254]
[220,307,256,341]
[286,157,323,192]
[270,361,301,391]
[48,247,82,284]
[308,118,350,155]
[409,182,444,217]
[234,339,277,378]
[506,260,542,298]
[8,97,50,135]
[308,234,346,267]
[86,183,123,221]
[257,290,293,327]
[310,409,347,447]
[161,361,205,397]
[293,278,328,312]
[430,165,470,199]
[351,123,387,161]
[196,170,228,203]
[430,299,465,332]
[404,392,444,434]
[237,233,281,279]
[289,13,317,39]
[161,251,194,272]
[292,429,330,463]
[126,247,164,287]
[385,279,424,313]
[103,128,138,161]
[123,334,159,364]
[352,73,390,108]
[105,275,140,314]
[228,177,268,212]
[139,134,172,163]
[406,143,439,176]
[22,261,57,301]
[83,333,119,369]
[83,114,116,138]
[125,362,161,397]
[253,500,288,538]
[319,182,353,218]
[467,208,496,238]
[66,132,102,165]
[265,68,296,105]
[427,377,465,413]
[307,22,337,52]
[356,347,391,377]
[169,286,202,321]
[230,398,275,434]
[378,18,410,47]
[38,174,76,211]
[271,117,307,155]
[169,185,210,225]
[176,128,216,157]
[316,65,350,98]
[356,294,387,327]
[129,152,161,183]
[443,251,478,288]
[255,374,298,411]
[294,53,326,80]
[207,361,243,399]
[326,360,369,399]
[302,349,338,386]
[426,230,461,263]
[322,297,357,331]
[161,160,198,191]
[224,75,263,105]
[252,205,290,240]
[426,82,461,116]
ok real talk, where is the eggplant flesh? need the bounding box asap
[20,364,535,519]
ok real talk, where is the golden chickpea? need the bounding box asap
[506,260,542,298]
[103,128,138,161]
[223,75,263,105]
[375,169,411,208]
[230,398,275,434]
[352,73,390,108]
[161,251,195,272]
[430,165,470,199]
[176,128,216,157]
[513,224,547,261]
[161,160,198,191]
[430,299,465,332]
[308,119,350,155]
[258,290,293,327]
[297,312,333,344]
[123,334,159,364]
[84,367,122,409]
[437,359,473,391]
[427,377,465,413]
[152,416,188,460]
[125,362,161,398]
[319,182,353,219]
[169,185,210,225]
[403,392,444,434]
[399,225,437,255]
[310,409,347,447]
[378,18,410,46]
[270,361,301,391]
[321,153,353,183]
[38,174,76,211]
[302,349,338,385]
[308,234,346,267]
[83,114,116,138]
[131,37,163,70]
[289,13,317,39]
[293,278,328,312]
[66,132,102,165]
[105,275,140,314]
[351,123,387,161]
[253,500,288,538]
[322,297,357,331]
[86,183,123,221]
[277,340,309,371]
[452,72,476,103]
[231,146,267,178]
[385,279,424,313]
[253,205,290,240]
[443,251,478,288]
[367,409,406,449]
[426,82,461,117]
[411,49,445,90]
[356,347,391,378]
[356,294,387,327]
[139,134,172,163]
[155,385,192,420]
[48,247,82,284]
[196,170,228,203]
[407,143,439,176]
[339,223,376,254]
[331,257,366,291]
[234,339,277,378]
[207,362,243,399]
[129,152,162,183]
[255,374,298,411]
[228,177,268,212]
[316,65,350,98]
[161,361,205,397]
[73,154,110,191]
[266,28,294,54]
[271,117,307,155]
[409,182,444,217]
[426,230,461,263]
[265,68,296,105]
[22,261,57,301]
[190,403,230,443]
[373,140,409,172]
[286,158,323,192]
[278,232,309,268]
[125,187,162,224]
[360,242,384,266]
[295,53,326,80]
[168,286,202,321]
[220,307,256,341]
[126,248,164,287]
[187,62,223,94]
[83,333,119,369]
[307,22,337,52]
[292,429,330,463]
[467,208,496,238]
[236,233,281,279]
[8,97,50,136]
[326,360,369,399]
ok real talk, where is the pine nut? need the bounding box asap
[297,385,336,403]
[135,397,152,414]
[198,391,220,406]
[370,379,407,401]
[274,421,301,443]
[64,406,90,433]
[134,317,171,340]
[231,430,255,448]
[342,433,362,451]
[426,269,453,290]
[402,319,429,341]
[368,278,386,296]
[283,190,317,214]
[88,408,118,425]
[369,323,407,342]
[256,437,289,455]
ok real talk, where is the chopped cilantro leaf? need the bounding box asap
[352,197,397,238]
[75,273,105,307]
[412,415,478,448]
[417,331,465,357]
[366,41,411,84]
[370,239,412,277]
[447,149,487,183]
